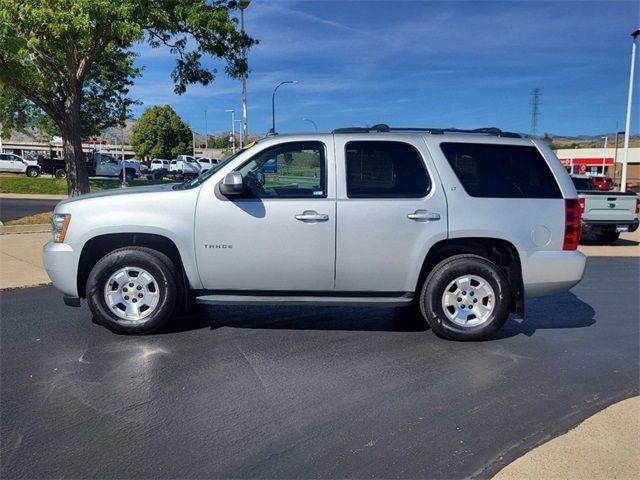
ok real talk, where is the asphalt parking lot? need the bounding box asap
[1,256,638,479]
[0,198,60,222]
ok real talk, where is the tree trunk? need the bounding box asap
[59,98,90,197]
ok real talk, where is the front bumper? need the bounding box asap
[43,241,79,297]
[522,250,587,297]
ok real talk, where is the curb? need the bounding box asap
[0,224,50,235]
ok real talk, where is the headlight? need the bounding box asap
[52,214,71,243]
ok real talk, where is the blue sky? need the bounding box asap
[130,0,640,137]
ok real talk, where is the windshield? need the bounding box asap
[177,150,243,190]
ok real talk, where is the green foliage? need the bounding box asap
[131,105,192,159]
[541,132,557,150]
[0,175,170,195]
[0,0,255,195]
[207,135,234,149]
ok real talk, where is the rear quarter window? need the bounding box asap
[440,143,562,199]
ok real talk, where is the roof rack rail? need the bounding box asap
[332,124,522,138]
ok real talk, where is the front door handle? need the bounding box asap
[295,210,329,222]
[407,210,440,222]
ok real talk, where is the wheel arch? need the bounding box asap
[415,237,524,316]
[77,233,188,302]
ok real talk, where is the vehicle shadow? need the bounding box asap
[164,304,429,334]
[489,292,596,340]
[580,233,639,246]
[161,292,595,339]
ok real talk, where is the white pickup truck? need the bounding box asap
[571,175,639,244]
[0,152,41,177]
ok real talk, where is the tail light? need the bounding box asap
[578,197,585,213]
[636,197,639,214]
[563,199,582,250]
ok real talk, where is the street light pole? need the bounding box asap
[271,80,298,134]
[204,109,208,151]
[225,109,236,153]
[620,28,640,192]
[303,118,318,132]
[239,0,251,146]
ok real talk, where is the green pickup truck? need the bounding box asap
[571,175,639,244]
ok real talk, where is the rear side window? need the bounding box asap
[440,143,561,199]
[346,141,430,198]
[571,177,594,190]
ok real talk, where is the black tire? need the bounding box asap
[419,254,512,341]
[594,231,620,245]
[54,169,67,179]
[86,247,182,334]
[124,170,135,183]
[26,167,40,177]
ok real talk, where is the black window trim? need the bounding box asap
[439,141,562,200]
[344,140,432,199]
[233,140,329,200]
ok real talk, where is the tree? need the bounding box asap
[207,135,234,149]
[541,132,557,150]
[0,0,254,196]
[131,105,192,159]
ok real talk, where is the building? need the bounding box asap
[554,147,640,186]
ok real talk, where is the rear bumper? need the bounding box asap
[582,218,638,233]
[522,250,587,297]
[43,241,79,297]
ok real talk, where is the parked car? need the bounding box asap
[196,157,215,172]
[571,175,639,244]
[39,151,140,181]
[44,125,586,340]
[590,175,614,191]
[175,155,202,177]
[0,153,41,177]
[150,159,170,171]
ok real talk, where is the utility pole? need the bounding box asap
[204,110,208,151]
[239,0,251,146]
[530,88,541,138]
[621,28,639,192]
[225,109,237,153]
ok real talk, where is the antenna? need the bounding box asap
[530,88,541,138]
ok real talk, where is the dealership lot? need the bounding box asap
[1,256,637,479]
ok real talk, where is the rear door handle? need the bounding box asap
[407,210,440,222]
[295,210,329,222]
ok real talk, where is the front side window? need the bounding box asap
[345,141,430,198]
[236,141,326,198]
[440,143,562,199]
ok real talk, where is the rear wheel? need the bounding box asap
[419,254,512,341]
[594,231,620,244]
[86,247,182,334]
[54,168,67,179]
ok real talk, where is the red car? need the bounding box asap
[590,175,614,191]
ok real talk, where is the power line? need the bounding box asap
[530,88,541,138]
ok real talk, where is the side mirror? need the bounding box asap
[219,171,245,196]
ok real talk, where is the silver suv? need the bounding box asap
[44,126,586,340]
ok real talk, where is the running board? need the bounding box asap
[196,294,413,307]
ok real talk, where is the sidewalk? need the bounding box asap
[493,396,640,479]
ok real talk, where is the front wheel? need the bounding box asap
[86,247,182,334]
[26,167,40,177]
[419,254,512,341]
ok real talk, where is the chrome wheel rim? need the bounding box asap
[104,267,160,323]
[441,274,495,328]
